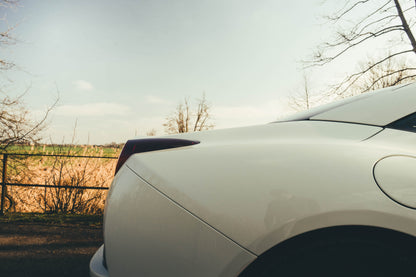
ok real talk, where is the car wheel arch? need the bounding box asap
[239,225,416,276]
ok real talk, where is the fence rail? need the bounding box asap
[0,152,118,215]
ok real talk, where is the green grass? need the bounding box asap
[0,212,103,227]
[3,144,121,157]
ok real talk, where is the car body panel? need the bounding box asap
[124,121,416,255]
[310,83,416,125]
[280,83,416,126]
[104,166,256,277]
[91,83,416,276]
[373,155,416,209]
[163,118,383,143]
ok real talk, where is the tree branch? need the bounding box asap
[394,0,416,53]
[331,49,414,94]
[310,26,404,66]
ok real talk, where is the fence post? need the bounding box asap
[0,154,8,215]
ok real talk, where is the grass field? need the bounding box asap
[0,212,103,226]
[5,144,122,157]
[0,145,121,214]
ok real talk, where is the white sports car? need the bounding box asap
[90,83,416,277]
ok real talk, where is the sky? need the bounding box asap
[0,0,393,144]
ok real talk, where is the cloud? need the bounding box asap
[212,100,294,129]
[73,80,94,91]
[145,95,171,104]
[55,102,131,116]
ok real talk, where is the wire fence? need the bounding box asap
[0,152,118,215]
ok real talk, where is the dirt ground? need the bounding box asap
[0,217,103,277]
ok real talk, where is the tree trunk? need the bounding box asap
[394,0,416,53]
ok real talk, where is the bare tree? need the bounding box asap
[289,74,315,111]
[0,0,19,71]
[0,0,53,150]
[349,55,416,94]
[0,0,55,213]
[307,0,416,95]
[146,129,157,136]
[164,94,214,134]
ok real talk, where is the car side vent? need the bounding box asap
[115,138,200,175]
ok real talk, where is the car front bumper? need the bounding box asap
[90,245,109,277]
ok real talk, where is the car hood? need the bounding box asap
[163,119,381,144]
